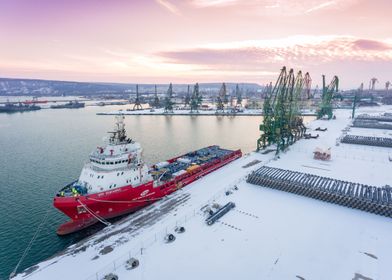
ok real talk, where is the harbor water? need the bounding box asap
[0,100,313,279]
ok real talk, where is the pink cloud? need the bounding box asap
[158,36,392,69]
[352,39,392,51]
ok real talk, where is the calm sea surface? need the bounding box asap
[0,98,314,279]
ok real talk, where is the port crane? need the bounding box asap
[369,77,378,91]
[216,83,226,113]
[386,81,391,91]
[184,85,191,106]
[164,83,174,113]
[316,75,339,120]
[304,72,312,99]
[190,83,202,112]
[257,67,308,154]
[236,84,242,106]
[152,85,160,108]
[133,84,143,110]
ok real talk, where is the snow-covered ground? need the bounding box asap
[15,106,392,280]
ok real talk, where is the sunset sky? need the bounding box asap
[0,0,391,88]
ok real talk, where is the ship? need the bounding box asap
[53,116,242,235]
[0,102,41,113]
[50,100,85,109]
[23,96,48,104]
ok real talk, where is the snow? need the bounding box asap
[15,106,392,280]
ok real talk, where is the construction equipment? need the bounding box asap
[133,84,143,110]
[257,67,309,154]
[164,83,174,113]
[190,83,202,113]
[316,75,339,120]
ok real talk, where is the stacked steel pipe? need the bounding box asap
[357,114,392,123]
[341,135,392,148]
[247,166,392,217]
[353,119,392,130]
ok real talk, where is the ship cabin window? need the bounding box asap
[121,172,124,175]
[114,184,117,187]
[117,173,119,176]
[110,162,114,165]
[102,175,104,179]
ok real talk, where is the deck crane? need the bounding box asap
[216,83,226,113]
[190,83,202,113]
[316,75,339,120]
[133,84,143,110]
[164,83,174,113]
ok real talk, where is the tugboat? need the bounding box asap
[53,116,242,235]
[0,101,41,113]
[50,100,85,109]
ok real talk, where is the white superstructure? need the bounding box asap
[76,116,152,194]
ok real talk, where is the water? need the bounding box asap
[0,101,314,279]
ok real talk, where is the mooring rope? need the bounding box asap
[9,209,50,279]
[77,199,111,227]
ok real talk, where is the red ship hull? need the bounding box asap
[54,149,242,235]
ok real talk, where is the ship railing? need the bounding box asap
[83,177,245,280]
[56,180,78,196]
[87,163,136,172]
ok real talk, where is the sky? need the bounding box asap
[0,0,391,89]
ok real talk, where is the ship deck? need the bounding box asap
[150,146,234,181]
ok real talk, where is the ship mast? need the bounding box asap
[109,115,129,144]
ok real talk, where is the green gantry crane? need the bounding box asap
[316,75,339,119]
[184,85,191,106]
[190,83,202,113]
[257,67,309,154]
[152,85,160,108]
[236,84,242,106]
[164,83,174,113]
[216,83,226,113]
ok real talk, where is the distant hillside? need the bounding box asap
[0,78,262,96]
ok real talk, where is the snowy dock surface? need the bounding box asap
[16,106,392,280]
